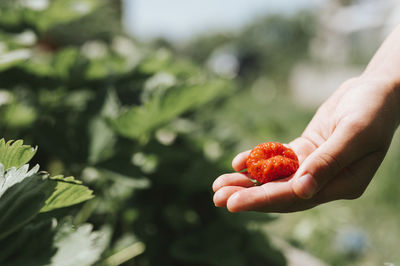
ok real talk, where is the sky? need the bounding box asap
[123,0,325,42]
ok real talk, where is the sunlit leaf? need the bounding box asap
[26,0,103,32]
[88,89,119,164]
[40,175,94,213]
[110,80,230,139]
[0,139,37,170]
[3,104,37,128]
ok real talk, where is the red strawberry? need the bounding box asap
[246,142,299,184]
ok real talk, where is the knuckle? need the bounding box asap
[342,117,368,132]
[260,185,272,205]
[317,151,342,173]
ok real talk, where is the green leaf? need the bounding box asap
[0,168,93,239]
[53,47,80,79]
[0,139,37,170]
[88,117,116,164]
[110,79,230,139]
[0,173,56,240]
[40,175,94,213]
[27,0,102,33]
[0,219,57,266]
[3,103,37,128]
[138,49,200,78]
[88,89,119,164]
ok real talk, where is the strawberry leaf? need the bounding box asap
[110,80,230,140]
[0,173,55,240]
[40,175,94,213]
[0,139,37,170]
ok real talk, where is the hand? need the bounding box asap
[212,77,400,212]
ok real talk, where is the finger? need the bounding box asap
[288,137,318,164]
[226,181,315,213]
[312,150,384,203]
[232,150,251,171]
[213,186,246,207]
[292,123,376,199]
[212,172,255,192]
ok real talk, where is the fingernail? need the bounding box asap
[293,174,318,199]
[226,192,240,212]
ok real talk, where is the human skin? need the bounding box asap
[212,24,400,213]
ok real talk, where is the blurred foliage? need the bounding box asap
[166,12,317,154]
[0,0,287,265]
[181,12,315,85]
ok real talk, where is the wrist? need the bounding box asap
[357,74,400,126]
[360,23,400,112]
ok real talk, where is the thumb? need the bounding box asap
[291,130,368,199]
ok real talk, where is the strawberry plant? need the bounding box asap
[0,139,101,265]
